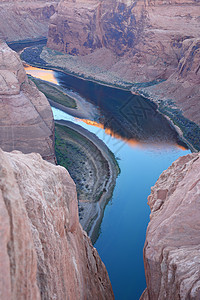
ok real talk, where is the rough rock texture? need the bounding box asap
[47,0,147,57]
[47,0,200,125]
[47,0,200,80]
[0,148,114,299]
[0,0,59,42]
[140,38,200,126]
[0,40,56,163]
[141,153,200,299]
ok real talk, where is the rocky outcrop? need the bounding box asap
[141,153,200,299]
[0,0,59,42]
[47,0,200,125]
[0,40,56,163]
[0,148,114,299]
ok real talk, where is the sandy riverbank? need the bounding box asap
[55,121,119,243]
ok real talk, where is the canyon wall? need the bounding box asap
[0,0,59,42]
[0,148,114,299]
[0,40,56,163]
[141,153,200,299]
[47,0,200,82]
[47,0,200,125]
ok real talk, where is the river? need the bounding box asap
[25,65,190,300]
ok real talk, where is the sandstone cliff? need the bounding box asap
[0,148,114,299]
[141,153,200,299]
[0,40,56,163]
[0,0,59,42]
[47,0,200,125]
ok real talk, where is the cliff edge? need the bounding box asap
[141,153,200,299]
[0,148,114,299]
[0,40,56,163]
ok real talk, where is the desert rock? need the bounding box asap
[47,0,200,125]
[141,153,200,299]
[0,0,59,42]
[0,148,114,299]
[0,40,56,163]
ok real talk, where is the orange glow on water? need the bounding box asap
[78,119,140,147]
[24,65,58,84]
[176,144,188,151]
[23,65,189,152]
[78,119,188,150]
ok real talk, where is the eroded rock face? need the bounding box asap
[0,148,114,299]
[141,38,200,126]
[0,40,56,163]
[47,0,146,56]
[0,0,59,42]
[141,153,200,299]
[47,0,199,79]
[47,0,200,125]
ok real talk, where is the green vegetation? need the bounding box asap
[55,123,88,171]
[55,123,119,204]
[29,76,77,109]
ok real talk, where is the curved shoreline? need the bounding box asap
[55,120,120,243]
[20,44,200,152]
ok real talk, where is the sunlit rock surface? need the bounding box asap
[0,0,59,42]
[0,148,114,299]
[0,40,55,163]
[141,153,200,299]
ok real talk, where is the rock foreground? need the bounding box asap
[0,148,114,299]
[47,0,200,126]
[0,40,56,163]
[141,153,200,299]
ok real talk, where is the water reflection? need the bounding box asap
[24,65,188,150]
[80,119,188,151]
[23,63,190,300]
[25,65,58,84]
[55,72,188,149]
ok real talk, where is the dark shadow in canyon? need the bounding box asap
[55,71,188,149]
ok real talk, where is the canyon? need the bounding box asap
[0,39,114,299]
[47,0,200,127]
[0,0,199,299]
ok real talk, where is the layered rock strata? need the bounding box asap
[0,40,56,163]
[0,0,59,42]
[0,148,114,299]
[47,0,200,125]
[141,153,200,299]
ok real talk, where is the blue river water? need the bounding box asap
[52,108,190,300]
[26,66,190,300]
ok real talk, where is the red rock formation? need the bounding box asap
[47,0,200,125]
[0,40,56,163]
[47,0,199,80]
[0,148,114,299]
[47,0,146,57]
[141,153,200,299]
[0,0,59,42]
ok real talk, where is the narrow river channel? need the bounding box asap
[25,65,190,300]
